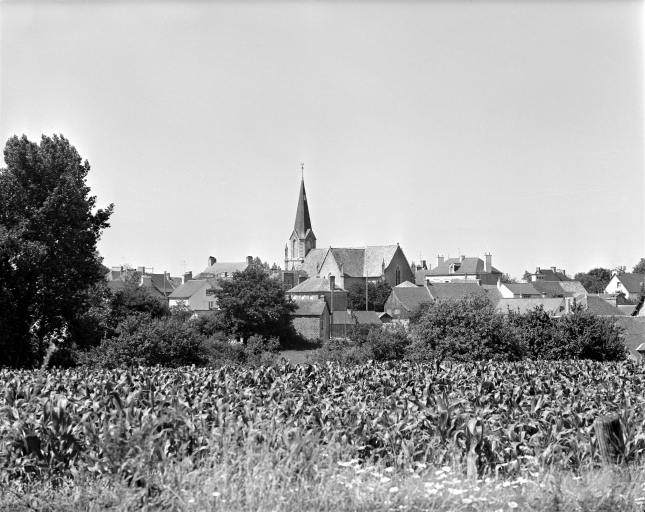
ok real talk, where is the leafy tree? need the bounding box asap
[406,293,522,363]
[346,280,392,312]
[500,273,519,284]
[633,258,645,274]
[108,271,170,326]
[215,266,297,342]
[522,270,533,283]
[613,265,626,276]
[574,267,612,294]
[0,134,113,368]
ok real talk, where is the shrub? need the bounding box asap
[406,294,522,363]
[78,315,207,368]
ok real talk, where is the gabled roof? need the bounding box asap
[424,257,501,276]
[586,296,625,316]
[616,273,645,294]
[425,282,485,301]
[559,281,587,299]
[195,262,249,280]
[288,276,346,293]
[330,248,365,277]
[396,281,417,288]
[533,268,572,282]
[294,178,313,239]
[299,248,327,277]
[618,305,637,316]
[332,310,354,324]
[496,298,565,315]
[302,245,403,279]
[364,246,399,276]
[530,281,567,297]
[391,286,432,312]
[292,300,328,317]
[353,311,383,325]
[150,273,177,294]
[480,284,504,306]
[503,283,541,296]
[169,280,209,300]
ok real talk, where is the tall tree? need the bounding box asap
[347,280,392,312]
[633,258,645,274]
[574,267,612,294]
[214,266,297,342]
[500,273,519,284]
[0,134,113,367]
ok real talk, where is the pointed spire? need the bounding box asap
[294,176,312,238]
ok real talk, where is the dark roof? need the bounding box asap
[503,283,541,296]
[169,280,209,299]
[294,178,313,239]
[618,305,637,316]
[391,286,432,312]
[615,317,645,358]
[288,276,346,293]
[530,281,567,297]
[331,248,365,277]
[496,298,565,315]
[616,273,645,294]
[426,282,485,301]
[352,311,383,325]
[292,300,328,316]
[423,257,501,276]
[586,296,626,316]
[195,262,249,280]
[332,311,354,324]
[533,268,572,282]
[299,248,327,277]
[303,245,403,279]
[150,273,177,294]
[480,284,504,306]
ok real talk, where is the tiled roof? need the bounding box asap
[294,178,313,239]
[618,305,637,316]
[586,296,625,316]
[169,280,208,299]
[288,276,346,293]
[559,281,587,298]
[503,283,540,296]
[332,311,354,324]
[353,311,383,325]
[480,285,504,306]
[293,300,328,316]
[330,248,365,277]
[392,286,432,312]
[533,268,572,282]
[300,248,328,277]
[616,317,645,358]
[530,281,567,297]
[617,273,645,294]
[496,298,565,315]
[364,246,399,277]
[194,262,249,280]
[424,257,501,276]
[426,282,485,301]
[395,281,418,288]
[150,274,177,294]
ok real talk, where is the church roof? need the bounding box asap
[294,178,313,239]
[323,245,401,278]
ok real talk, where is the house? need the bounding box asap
[353,311,384,326]
[282,175,414,289]
[530,280,586,301]
[287,276,348,312]
[291,298,330,340]
[105,266,180,298]
[585,296,625,316]
[425,282,486,301]
[604,272,645,300]
[194,256,254,280]
[168,279,219,312]
[416,254,502,285]
[384,284,432,320]
[496,298,566,316]
[528,266,572,282]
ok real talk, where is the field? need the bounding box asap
[2,360,645,511]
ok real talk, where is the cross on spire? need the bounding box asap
[301,162,304,179]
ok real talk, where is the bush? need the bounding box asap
[79,315,208,368]
[407,293,522,363]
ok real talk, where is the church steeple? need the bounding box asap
[285,166,316,271]
[294,177,312,238]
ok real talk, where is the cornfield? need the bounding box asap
[2,360,645,484]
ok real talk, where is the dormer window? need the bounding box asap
[449,264,461,274]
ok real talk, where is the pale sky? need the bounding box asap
[1,1,643,280]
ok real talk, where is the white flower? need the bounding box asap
[212,491,220,497]
[389,487,399,493]
[462,498,473,504]
[508,502,519,509]
[435,470,444,475]
[442,466,452,473]
[426,489,438,495]
[188,498,195,503]
[380,476,391,483]
[385,467,395,473]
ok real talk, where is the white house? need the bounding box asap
[496,281,542,299]
[168,279,219,312]
[605,273,645,300]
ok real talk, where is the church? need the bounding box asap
[283,173,414,290]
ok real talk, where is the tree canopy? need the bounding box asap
[0,134,113,367]
[633,258,645,274]
[346,280,392,312]
[574,267,612,294]
[214,266,297,342]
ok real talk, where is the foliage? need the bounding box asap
[500,273,519,284]
[407,293,522,363]
[574,267,612,294]
[633,258,645,274]
[108,271,170,326]
[78,315,208,369]
[347,280,392,312]
[5,360,645,487]
[0,134,113,368]
[214,266,297,343]
[522,270,532,283]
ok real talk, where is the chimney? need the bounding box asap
[460,255,466,262]
[485,253,492,273]
[561,270,566,276]
[564,297,571,315]
[183,271,192,284]
[208,256,216,267]
[551,266,557,273]
[137,266,145,273]
[422,260,427,270]
[141,275,152,288]
[437,255,444,266]
[536,266,540,273]
[329,275,335,290]
[247,255,253,266]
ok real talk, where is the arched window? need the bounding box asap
[396,267,401,285]
[291,239,296,258]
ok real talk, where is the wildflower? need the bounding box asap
[188,498,195,503]
[435,470,444,475]
[380,477,391,483]
[426,489,438,495]
[508,502,519,509]
[212,492,220,497]
[385,467,395,473]
[389,487,399,493]
[462,498,473,504]
[442,466,452,473]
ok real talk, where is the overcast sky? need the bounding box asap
[1,1,643,279]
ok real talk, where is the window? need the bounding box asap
[396,267,401,285]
